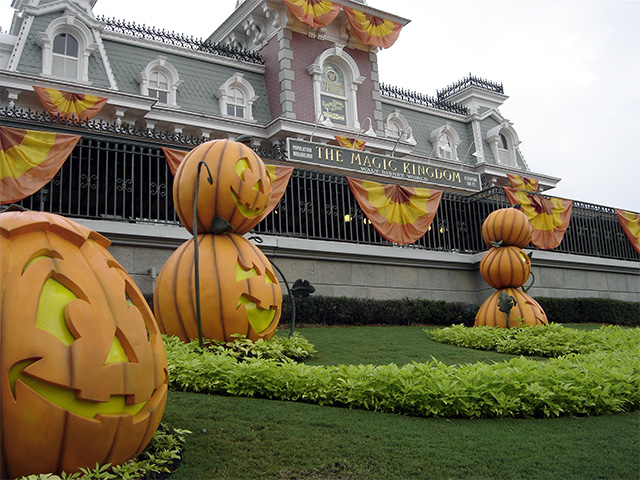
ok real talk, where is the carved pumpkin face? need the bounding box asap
[475,287,549,328]
[479,246,531,289]
[0,211,167,479]
[482,208,532,248]
[154,232,282,343]
[173,139,272,235]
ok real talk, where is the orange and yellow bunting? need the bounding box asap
[334,135,366,150]
[0,126,80,204]
[259,165,294,221]
[504,187,572,250]
[507,173,539,193]
[347,177,442,244]
[161,147,188,176]
[616,209,640,255]
[33,86,107,121]
[343,7,402,49]
[283,0,341,29]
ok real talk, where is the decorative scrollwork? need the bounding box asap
[437,74,504,100]
[379,83,469,115]
[99,17,264,65]
[80,174,98,190]
[115,178,133,193]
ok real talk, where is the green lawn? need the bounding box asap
[162,326,639,480]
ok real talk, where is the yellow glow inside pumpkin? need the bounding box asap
[231,158,266,218]
[9,361,146,418]
[9,266,146,418]
[235,262,276,333]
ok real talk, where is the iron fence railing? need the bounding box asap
[6,129,639,262]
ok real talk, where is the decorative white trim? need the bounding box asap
[385,111,415,144]
[216,72,258,121]
[137,56,183,107]
[36,13,97,82]
[487,122,520,167]
[429,124,461,160]
[308,45,365,129]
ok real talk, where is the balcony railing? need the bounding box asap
[5,125,639,262]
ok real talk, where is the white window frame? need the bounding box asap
[429,124,461,160]
[216,73,258,121]
[37,14,97,82]
[308,45,365,130]
[385,111,416,144]
[487,123,520,166]
[137,56,182,107]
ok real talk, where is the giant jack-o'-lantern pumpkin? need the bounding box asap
[0,210,168,479]
[474,287,548,327]
[154,232,282,342]
[173,138,272,235]
[482,207,532,248]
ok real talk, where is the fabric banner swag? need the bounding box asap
[334,135,366,150]
[347,177,442,245]
[507,173,539,193]
[615,209,640,255]
[0,126,81,204]
[283,0,341,29]
[33,86,107,121]
[503,187,572,250]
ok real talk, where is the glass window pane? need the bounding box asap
[66,34,78,57]
[52,56,65,76]
[236,106,244,117]
[53,34,66,54]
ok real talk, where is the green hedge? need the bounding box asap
[280,295,639,327]
[536,297,640,326]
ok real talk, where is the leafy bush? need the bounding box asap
[18,423,190,480]
[536,297,640,326]
[165,332,316,364]
[165,326,640,419]
[280,295,639,327]
[429,323,640,357]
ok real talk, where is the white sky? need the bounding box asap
[1,0,638,211]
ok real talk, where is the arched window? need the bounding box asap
[429,124,461,160]
[216,73,258,120]
[308,46,365,130]
[487,123,520,166]
[37,14,98,82]
[52,33,79,79]
[137,57,182,107]
[385,111,414,142]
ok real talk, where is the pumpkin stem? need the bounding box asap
[490,240,503,248]
[211,216,234,234]
[512,203,522,210]
[235,134,252,145]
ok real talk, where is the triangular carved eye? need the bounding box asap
[36,277,77,346]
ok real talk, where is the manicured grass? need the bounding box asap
[163,325,638,479]
[164,391,640,480]
[281,326,532,366]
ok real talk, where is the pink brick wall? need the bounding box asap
[259,35,283,119]
[289,32,375,125]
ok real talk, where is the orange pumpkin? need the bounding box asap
[479,246,531,289]
[482,207,532,248]
[0,211,167,479]
[475,287,548,328]
[154,232,282,342]
[173,139,272,235]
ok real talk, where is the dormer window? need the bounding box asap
[487,123,521,166]
[217,73,257,121]
[37,14,98,82]
[137,57,182,107]
[430,124,461,160]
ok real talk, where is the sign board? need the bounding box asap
[287,138,481,191]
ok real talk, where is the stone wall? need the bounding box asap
[79,220,640,305]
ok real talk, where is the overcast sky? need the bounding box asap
[2,0,638,211]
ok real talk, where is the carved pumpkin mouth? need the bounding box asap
[9,360,148,418]
[235,259,278,333]
[231,158,268,218]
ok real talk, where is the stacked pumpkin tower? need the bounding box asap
[153,138,282,342]
[475,207,549,327]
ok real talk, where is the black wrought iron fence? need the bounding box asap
[8,131,639,262]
